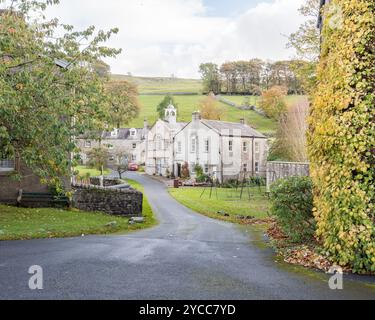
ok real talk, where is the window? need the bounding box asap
[132,155,137,161]
[109,156,115,161]
[191,137,196,153]
[177,141,182,154]
[85,140,91,148]
[229,140,233,152]
[255,142,260,154]
[108,144,114,150]
[204,139,210,153]
[243,163,248,172]
[243,142,248,153]
[132,143,137,149]
[255,161,259,172]
[0,159,15,172]
[156,135,163,150]
[130,129,136,137]
[204,164,209,174]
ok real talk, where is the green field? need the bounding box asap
[221,95,306,108]
[128,95,277,135]
[111,75,203,94]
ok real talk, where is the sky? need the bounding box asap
[43,0,307,78]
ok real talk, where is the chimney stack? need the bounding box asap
[192,111,202,122]
[240,118,245,125]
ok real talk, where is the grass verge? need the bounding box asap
[0,179,156,241]
[169,186,271,224]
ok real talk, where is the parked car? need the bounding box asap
[128,163,139,171]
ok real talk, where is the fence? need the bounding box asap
[266,161,310,192]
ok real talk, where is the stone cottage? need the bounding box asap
[77,120,149,167]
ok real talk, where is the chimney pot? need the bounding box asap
[192,111,201,122]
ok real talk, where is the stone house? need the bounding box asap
[77,120,149,167]
[145,104,187,176]
[173,112,268,182]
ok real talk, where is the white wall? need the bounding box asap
[174,121,221,177]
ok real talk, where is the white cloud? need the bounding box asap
[45,0,306,78]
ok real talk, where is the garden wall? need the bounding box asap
[89,177,123,187]
[73,186,143,217]
[266,161,310,191]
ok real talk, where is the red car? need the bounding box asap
[128,163,139,171]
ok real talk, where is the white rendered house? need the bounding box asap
[145,104,187,176]
[173,112,268,182]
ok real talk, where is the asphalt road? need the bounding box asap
[0,172,374,300]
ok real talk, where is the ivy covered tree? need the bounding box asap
[0,0,125,192]
[308,0,374,272]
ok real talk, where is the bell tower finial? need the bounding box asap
[165,103,177,124]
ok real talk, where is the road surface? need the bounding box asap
[0,172,374,299]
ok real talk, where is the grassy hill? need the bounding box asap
[128,95,278,135]
[113,74,306,135]
[111,74,203,94]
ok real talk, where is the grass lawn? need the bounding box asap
[74,166,111,178]
[128,95,277,135]
[169,186,271,223]
[0,179,156,241]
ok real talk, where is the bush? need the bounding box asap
[270,177,315,243]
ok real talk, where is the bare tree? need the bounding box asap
[273,98,310,162]
[114,148,132,179]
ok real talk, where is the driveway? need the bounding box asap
[0,172,374,299]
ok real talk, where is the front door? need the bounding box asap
[177,163,182,178]
[156,159,162,175]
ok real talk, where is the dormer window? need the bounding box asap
[111,129,119,137]
[130,128,137,137]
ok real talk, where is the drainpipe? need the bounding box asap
[252,137,255,176]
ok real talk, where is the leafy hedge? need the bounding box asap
[307,0,375,272]
[270,177,315,243]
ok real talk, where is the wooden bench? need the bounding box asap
[17,190,70,208]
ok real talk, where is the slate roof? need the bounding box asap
[163,120,188,131]
[78,128,145,140]
[55,58,70,69]
[101,128,144,140]
[202,120,266,139]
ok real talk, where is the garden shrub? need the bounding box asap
[308,0,375,272]
[270,177,315,243]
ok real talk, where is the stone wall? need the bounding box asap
[72,186,143,217]
[266,161,310,191]
[89,177,123,187]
